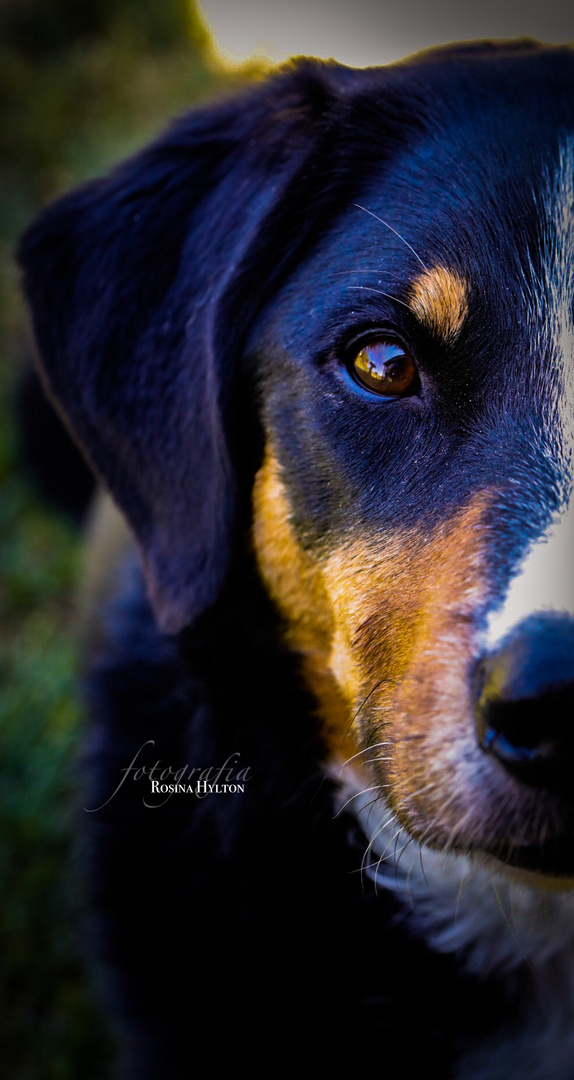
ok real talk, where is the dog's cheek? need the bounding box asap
[252,448,499,822]
[323,493,497,836]
[251,447,361,760]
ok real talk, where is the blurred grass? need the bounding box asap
[0,2,260,1075]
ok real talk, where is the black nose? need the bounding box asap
[475,613,574,803]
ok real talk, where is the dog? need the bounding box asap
[18,39,574,1078]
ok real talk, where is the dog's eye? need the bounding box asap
[349,339,417,397]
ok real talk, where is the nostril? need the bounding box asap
[476,680,574,801]
[474,613,574,801]
[477,693,559,779]
[476,683,558,772]
[480,726,555,767]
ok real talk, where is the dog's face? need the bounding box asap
[20,43,574,886]
[249,106,574,883]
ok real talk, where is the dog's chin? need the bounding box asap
[419,793,574,889]
[336,760,574,894]
[411,797,574,889]
[465,775,574,885]
[478,830,574,886]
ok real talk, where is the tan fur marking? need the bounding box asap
[322,494,491,748]
[409,265,468,341]
[254,453,569,874]
[324,495,564,861]
[252,448,492,786]
[252,449,357,758]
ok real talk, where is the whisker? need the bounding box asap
[395,835,416,891]
[339,739,389,769]
[334,785,381,817]
[324,268,398,278]
[349,857,392,875]
[418,845,431,891]
[370,830,412,894]
[415,786,462,851]
[310,677,394,806]
[360,810,396,872]
[363,755,393,768]
[335,678,397,764]
[491,880,537,980]
[346,285,411,310]
[354,791,387,828]
[354,203,427,270]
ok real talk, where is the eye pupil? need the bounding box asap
[351,339,417,397]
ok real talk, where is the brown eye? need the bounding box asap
[350,339,417,397]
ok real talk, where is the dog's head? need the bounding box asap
[20,42,574,886]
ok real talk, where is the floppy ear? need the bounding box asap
[18,61,350,634]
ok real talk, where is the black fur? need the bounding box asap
[83,564,511,1074]
[15,364,96,520]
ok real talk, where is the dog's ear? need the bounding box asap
[18,61,350,634]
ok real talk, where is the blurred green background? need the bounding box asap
[0,3,256,1075]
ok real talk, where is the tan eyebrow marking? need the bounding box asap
[409,266,468,341]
